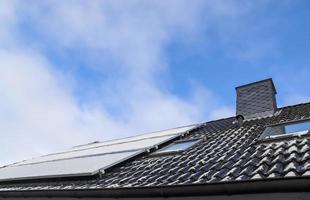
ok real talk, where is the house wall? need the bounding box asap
[1,192,310,200]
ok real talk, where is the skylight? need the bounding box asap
[260,120,310,139]
[154,140,199,154]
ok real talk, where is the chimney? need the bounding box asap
[236,78,277,119]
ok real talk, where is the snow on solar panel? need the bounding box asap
[0,124,199,181]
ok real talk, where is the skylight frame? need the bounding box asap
[152,139,201,155]
[259,119,310,140]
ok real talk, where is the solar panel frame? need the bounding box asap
[11,134,179,166]
[0,150,144,182]
[0,124,200,181]
[70,124,198,151]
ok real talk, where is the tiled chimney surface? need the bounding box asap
[236,78,277,119]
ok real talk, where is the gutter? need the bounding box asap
[1,177,310,198]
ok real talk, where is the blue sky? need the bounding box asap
[0,0,309,165]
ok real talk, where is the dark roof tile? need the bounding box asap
[0,103,310,191]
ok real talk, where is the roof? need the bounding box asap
[0,102,310,196]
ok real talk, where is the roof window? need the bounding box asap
[153,139,200,154]
[259,120,310,140]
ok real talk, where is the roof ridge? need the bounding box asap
[203,116,236,125]
[278,101,310,110]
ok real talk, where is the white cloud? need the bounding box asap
[0,0,239,166]
[0,49,111,164]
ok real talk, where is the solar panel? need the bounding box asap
[0,124,198,181]
[71,124,198,151]
[0,150,143,181]
[11,134,178,166]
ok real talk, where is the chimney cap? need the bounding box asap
[235,78,277,94]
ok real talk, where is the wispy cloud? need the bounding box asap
[2,0,304,166]
[0,0,238,165]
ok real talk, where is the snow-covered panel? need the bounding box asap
[0,150,142,181]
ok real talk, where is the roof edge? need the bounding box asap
[1,177,310,198]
